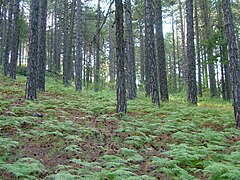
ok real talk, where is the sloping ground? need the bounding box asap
[0,75,240,180]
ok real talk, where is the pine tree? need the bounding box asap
[116,0,127,113]
[125,0,137,99]
[186,0,197,104]
[94,0,101,92]
[37,0,47,91]
[155,0,169,101]
[222,0,240,128]
[25,0,39,100]
[9,0,20,79]
[145,0,160,106]
[75,0,83,91]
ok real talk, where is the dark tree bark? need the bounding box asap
[218,0,231,100]
[68,0,76,81]
[83,45,86,84]
[194,0,202,97]
[171,14,177,92]
[0,0,6,66]
[9,0,20,79]
[48,15,54,73]
[37,0,47,91]
[25,0,39,100]
[109,9,115,83]
[53,0,61,73]
[21,42,25,65]
[125,0,137,99]
[18,37,22,66]
[177,32,182,90]
[222,0,240,128]
[145,0,160,106]
[144,9,150,97]
[224,52,231,100]
[94,0,101,92]
[3,0,13,76]
[63,0,70,87]
[203,47,208,88]
[156,0,169,101]
[186,0,197,104]
[200,0,217,97]
[116,0,127,113]
[75,0,83,91]
[86,45,93,88]
[139,21,145,84]
[178,0,187,83]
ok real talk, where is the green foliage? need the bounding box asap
[69,159,101,169]
[150,156,197,179]
[16,66,27,76]
[49,171,75,180]
[203,162,240,180]
[0,158,46,179]
[0,137,19,162]
[0,73,239,179]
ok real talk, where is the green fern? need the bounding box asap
[107,167,137,180]
[0,157,45,179]
[64,145,82,154]
[165,144,207,166]
[48,171,75,180]
[64,135,83,143]
[150,156,197,179]
[0,137,19,152]
[101,154,126,163]
[69,159,101,169]
[120,148,143,162]
[203,162,240,180]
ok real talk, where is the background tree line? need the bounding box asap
[0,0,240,127]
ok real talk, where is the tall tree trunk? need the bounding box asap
[3,0,13,76]
[177,31,182,91]
[222,0,240,128]
[200,0,217,97]
[22,42,25,64]
[194,0,202,97]
[86,45,92,88]
[95,0,101,92]
[0,0,6,66]
[203,47,208,88]
[116,0,127,113]
[49,22,53,72]
[145,0,160,106]
[156,0,169,101]
[218,0,231,100]
[9,0,20,79]
[75,0,83,91]
[83,45,86,84]
[37,0,47,91]
[68,0,76,81]
[187,0,197,104]
[125,0,137,99]
[139,21,145,84]
[25,0,39,100]
[172,14,177,92]
[53,0,61,73]
[109,9,115,83]
[63,0,69,87]
[144,8,150,97]
[178,0,187,83]
[18,38,22,66]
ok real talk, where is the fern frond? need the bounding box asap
[0,157,45,179]
[69,159,101,169]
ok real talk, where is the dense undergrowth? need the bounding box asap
[0,74,240,180]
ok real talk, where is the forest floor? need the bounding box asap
[0,74,240,180]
